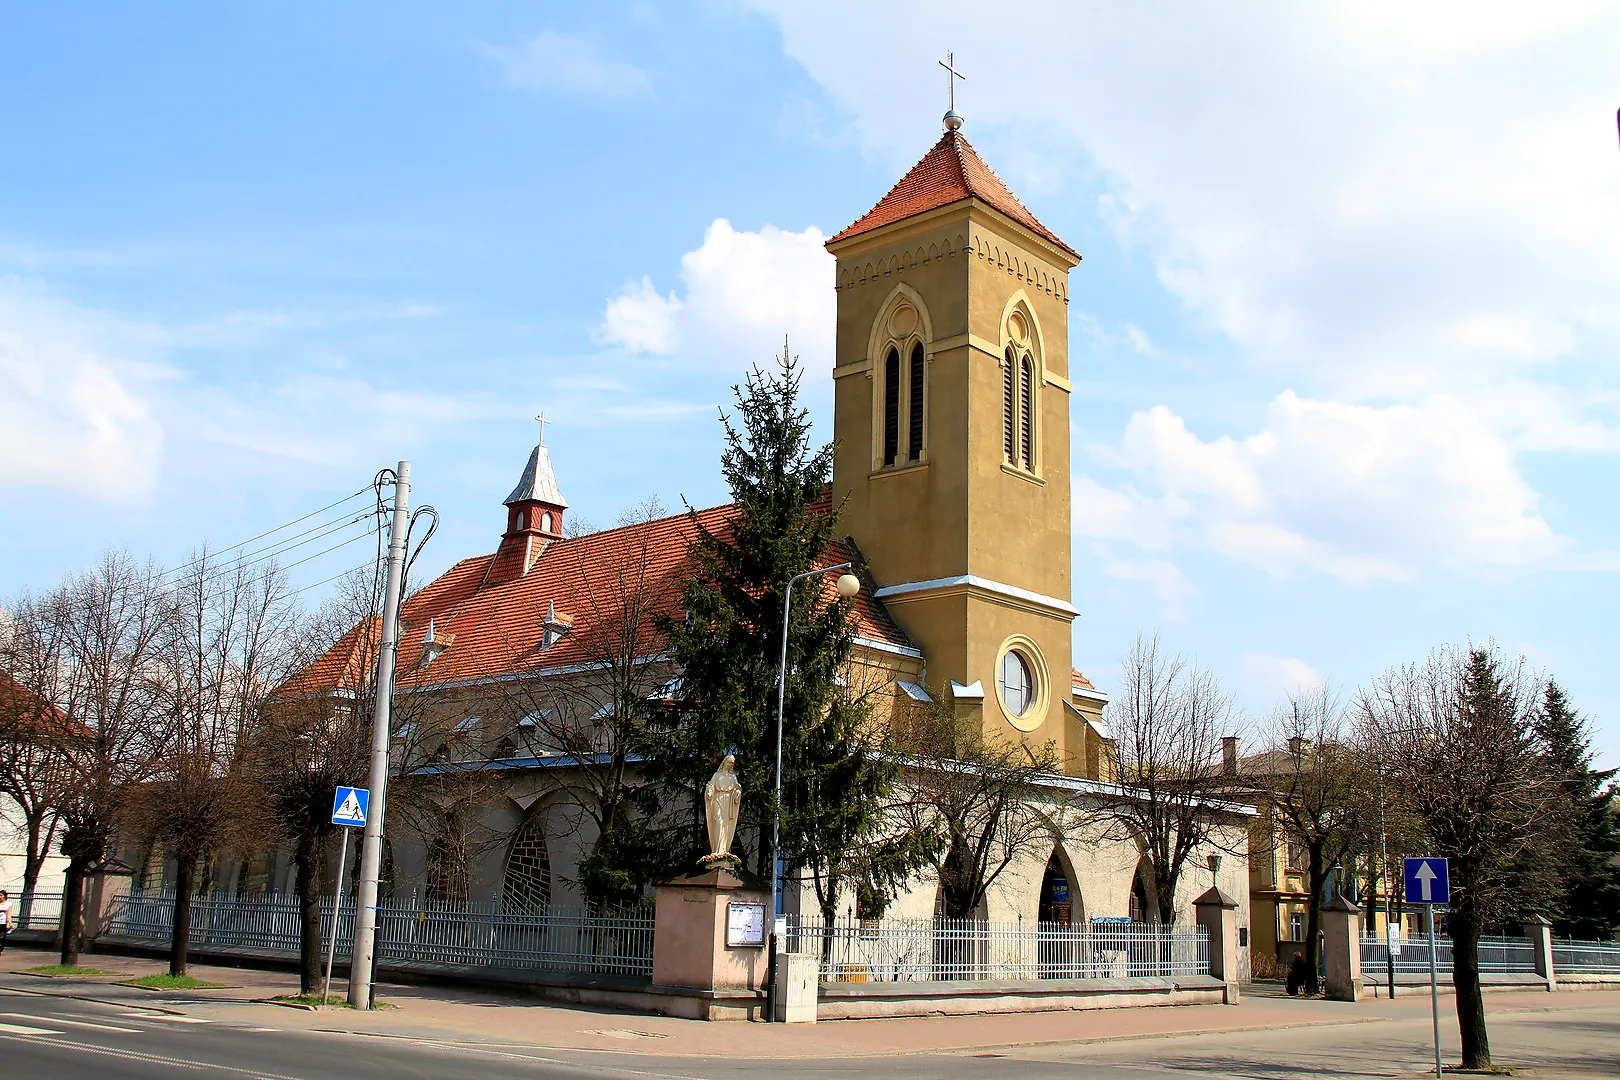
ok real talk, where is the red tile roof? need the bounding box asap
[828,130,1077,259]
[285,502,916,696]
[1071,668,1096,692]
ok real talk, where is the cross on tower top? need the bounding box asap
[535,412,550,447]
[939,51,966,130]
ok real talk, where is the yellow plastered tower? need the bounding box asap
[828,115,1107,776]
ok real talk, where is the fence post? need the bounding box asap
[1194,886,1240,1004]
[1523,915,1556,991]
[1321,895,1362,1001]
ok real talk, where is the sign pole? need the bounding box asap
[321,828,350,1003]
[1428,904,1442,1076]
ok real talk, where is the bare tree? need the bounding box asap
[254,569,378,994]
[54,552,169,967]
[494,499,680,910]
[1101,634,1244,925]
[141,551,299,976]
[1360,644,1565,1071]
[0,589,76,927]
[892,699,1069,920]
[1251,685,1369,990]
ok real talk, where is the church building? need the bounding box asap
[280,111,1247,934]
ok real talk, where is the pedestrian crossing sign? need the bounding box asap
[332,786,369,827]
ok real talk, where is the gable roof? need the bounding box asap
[284,501,916,697]
[828,130,1077,259]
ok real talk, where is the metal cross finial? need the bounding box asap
[535,412,550,446]
[939,51,965,113]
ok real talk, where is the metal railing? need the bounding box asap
[1360,934,1536,974]
[1552,938,1620,975]
[7,891,62,933]
[786,916,1208,983]
[107,891,655,977]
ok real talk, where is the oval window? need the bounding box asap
[999,650,1034,718]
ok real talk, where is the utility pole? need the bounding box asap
[347,461,410,1009]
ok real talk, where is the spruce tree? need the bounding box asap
[1536,681,1620,939]
[652,343,890,894]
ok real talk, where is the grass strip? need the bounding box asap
[123,973,228,990]
[21,964,122,977]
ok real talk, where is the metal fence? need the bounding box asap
[7,891,62,933]
[1360,934,1536,975]
[787,916,1208,983]
[107,891,655,977]
[1551,938,1620,975]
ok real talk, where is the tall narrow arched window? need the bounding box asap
[907,342,925,462]
[1002,348,1017,462]
[1019,355,1035,469]
[882,347,900,467]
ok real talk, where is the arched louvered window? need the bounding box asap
[907,342,925,462]
[1002,348,1017,463]
[882,347,900,467]
[1019,355,1035,469]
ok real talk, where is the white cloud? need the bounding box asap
[0,279,164,500]
[600,218,835,372]
[751,3,1620,447]
[479,31,651,98]
[1082,390,1561,580]
[1101,556,1195,621]
[1242,652,1323,699]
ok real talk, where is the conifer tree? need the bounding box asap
[652,343,886,894]
[1536,681,1620,939]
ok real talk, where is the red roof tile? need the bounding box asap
[286,502,916,696]
[828,130,1077,259]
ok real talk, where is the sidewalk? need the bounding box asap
[3,942,1613,1060]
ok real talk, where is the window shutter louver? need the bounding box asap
[1019,356,1034,468]
[1003,348,1017,462]
[883,347,900,466]
[908,342,925,461]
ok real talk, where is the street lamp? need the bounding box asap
[765,562,860,1023]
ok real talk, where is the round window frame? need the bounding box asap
[994,635,1049,733]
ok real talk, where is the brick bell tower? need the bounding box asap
[827,107,1105,774]
[486,414,568,587]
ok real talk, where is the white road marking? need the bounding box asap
[0,1021,64,1035]
[0,1031,305,1079]
[145,1013,215,1023]
[0,1011,143,1033]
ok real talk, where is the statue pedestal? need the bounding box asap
[651,868,770,1020]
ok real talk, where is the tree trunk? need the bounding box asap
[20,812,46,927]
[1450,906,1491,1070]
[1304,846,1326,994]
[58,861,86,967]
[294,831,322,995]
[169,856,196,977]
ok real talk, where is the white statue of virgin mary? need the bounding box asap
[703,754,742,861]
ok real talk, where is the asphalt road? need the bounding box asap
[1,985,1615,1080]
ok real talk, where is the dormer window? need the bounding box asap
[541,599,571,650]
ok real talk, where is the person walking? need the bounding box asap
[0,890,14,954]
[1285,950,1309,996]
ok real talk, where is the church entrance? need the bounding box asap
[1037,848,1080,978]
[1038,850,1073,925]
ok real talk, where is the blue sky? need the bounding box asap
[2,3,1617,764]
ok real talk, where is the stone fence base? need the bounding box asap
[818,975,1227,1019]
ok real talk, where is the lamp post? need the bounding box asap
[765,562,861,1023]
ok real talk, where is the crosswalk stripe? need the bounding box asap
[0,1021,63,1035]
[0,1012,143,1033]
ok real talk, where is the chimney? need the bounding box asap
[1221,736,1239,777]
[1288,735,1306,756]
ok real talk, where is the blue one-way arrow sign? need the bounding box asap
[1403,856,1449,905]
[332,786,369,828]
